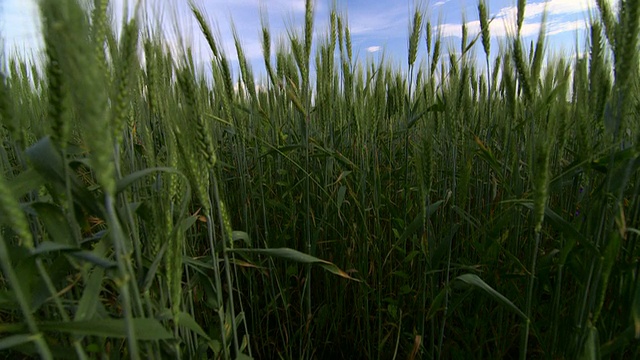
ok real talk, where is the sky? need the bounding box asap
[0,0,613,78]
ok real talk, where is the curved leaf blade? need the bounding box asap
[39,318,172,340]
[229,247,360,281]
[455,273,527,319]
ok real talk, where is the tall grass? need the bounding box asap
[0,0,639,358]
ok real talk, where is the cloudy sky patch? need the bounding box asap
[436,0,607,40]
[1,0,615,74]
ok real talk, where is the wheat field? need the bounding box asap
[0,0,639,358]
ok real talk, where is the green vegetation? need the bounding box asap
[1,0,639,358]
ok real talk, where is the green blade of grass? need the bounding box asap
[0,334,41,352]
[455,274,527,319]
[37,318,172,340]
[229,247,360,281]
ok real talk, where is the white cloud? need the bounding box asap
[436,22,477,38]
[496,0,615,22]
[436,0,612,39]
[205,0,306,14]
[1,0,42,57]
[340,3,407,36]
[367,46,381,53]
[547,20,587,35]
[437,19,539,39]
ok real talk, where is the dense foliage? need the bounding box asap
[0,0,639,358]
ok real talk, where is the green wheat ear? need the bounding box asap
[261,16,277,86]
[112,16,140,141]
[189,0,219,58]
[177,67,217,172]
[0,175,34,249]
[91,0,111,87]
[232,22,257,102]
[174,126,211,212]
[425,20,432,55]
[0,71,16,141]
[430,26,441,77]
[512,37,531,101]
[40,0,115,194]
[517,0,526,35]
[460,17,468,55]
[596,0,617,45]
[615,0,640,92]
[408,7,423,68]
[345,24,353,63]
[337,15,344,57]
[304,0,315,63]
[478,0,491,57]
[330,9,337,50]
[532,138,550,233]
[42,27,69,149]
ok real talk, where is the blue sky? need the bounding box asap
[0,0,612,77]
